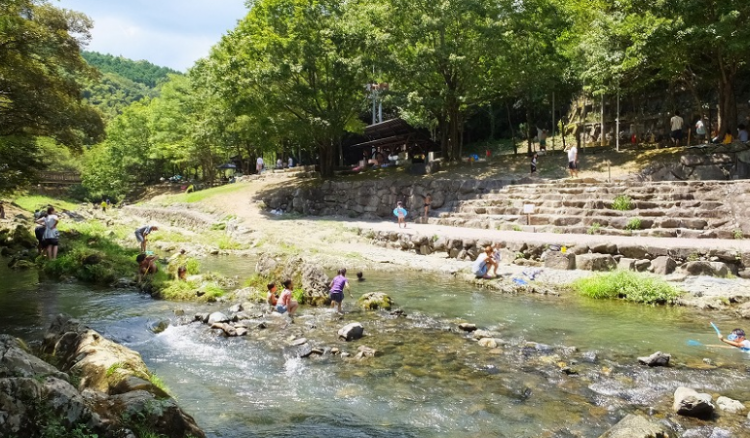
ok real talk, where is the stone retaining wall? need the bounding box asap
[361,228,750,278]
[262,178,525,218]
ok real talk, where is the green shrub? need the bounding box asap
[625,218,642,230]
[512,224,522,232]
[572,271,681,304]
[217,235,242,250]
[587,222,601,235]
[292,287,306,305]
[734,229,744,240]
[611,195,631,211]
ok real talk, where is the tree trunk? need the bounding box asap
[717,73,737,137]
[526,107,533,155]
[318,140,336,178]
[506,102,517,155]
[438,116,449,160]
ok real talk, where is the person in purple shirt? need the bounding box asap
[329,268,352,313]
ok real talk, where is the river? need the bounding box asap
[1,258,748,437]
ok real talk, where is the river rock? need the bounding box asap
[618,257,636,271]
[478,338,498,349]
[597,414,673,438]
[358,292,393,310]
[228,303,243,313]
[543,251,575,270]
[355,345,379,359]
[650,256,677,275]
[207,312,230,324]
[194,313,209,323]
[637,351,671,367]
[680,261,729,277]
[338,322,364,341]
[673,387,714,418]
[716,396,745,414]
[458,323,477,332]
[576,253,616,271]
[291,338,308,346]
[472,329,493,340]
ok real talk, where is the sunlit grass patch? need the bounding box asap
[572,271,681,304]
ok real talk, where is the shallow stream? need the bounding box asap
[1,258,749,437]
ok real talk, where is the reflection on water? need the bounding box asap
[1,259,749,437]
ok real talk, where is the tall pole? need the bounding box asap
[372,87,377,125]
[616,86,620,152]
[378,100,383,124]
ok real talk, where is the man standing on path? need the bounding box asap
[256,156,264,174]
[670,110,684,146]
[565,144,578,178]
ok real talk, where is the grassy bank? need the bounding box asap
[572,271,681,304]
[12,194,80,213]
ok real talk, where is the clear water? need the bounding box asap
[1,259,748,437]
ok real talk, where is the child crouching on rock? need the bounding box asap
[136,253,158,282]
[276,279,298,317]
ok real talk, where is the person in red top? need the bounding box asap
[276,279,298,317]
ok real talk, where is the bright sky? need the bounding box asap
[54,0,249,71]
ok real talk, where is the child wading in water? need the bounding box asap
[393,201,408,228]
[329,268,352,313]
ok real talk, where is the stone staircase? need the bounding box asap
[434,180,750,239]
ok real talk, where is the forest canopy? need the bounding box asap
[1,0,748,196]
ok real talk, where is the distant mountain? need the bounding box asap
[81,51,182,119]
[82,51,181,88]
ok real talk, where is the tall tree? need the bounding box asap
[211,0,368,177]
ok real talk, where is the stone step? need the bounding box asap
[441,212,717,230]
[475,190,727,203]
[455,204,731,220]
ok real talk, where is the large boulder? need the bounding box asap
[680,261,729,277]
[542,251,575,270]
[637,351,671,367]
[207,312,230,325]
[650,256,677,275]
[338,322,364,342]
[673,387,714,418]
[357,292,393,310]
[41,315,205,438]
[10,225,37,249]
[576,253,617,271]
[597,414,673,438]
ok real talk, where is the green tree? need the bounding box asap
[212,0,368,177]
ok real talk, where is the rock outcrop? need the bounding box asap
[338,323,364,342]
[255,253,331,305]
[41,315,205,438]
[637,351,671,367]
[357,292,393,311]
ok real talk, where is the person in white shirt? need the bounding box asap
[565,145,578,178]
[695,116,707,143]
[288,156,294,168]
[256,156,264,174]
[670,110,684,146]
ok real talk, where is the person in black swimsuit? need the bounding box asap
[423,194,432,222]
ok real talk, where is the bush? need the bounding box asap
[625,218,642,230]
[572,271,681,304]
[292,287,306,305]
[611,194,631,211]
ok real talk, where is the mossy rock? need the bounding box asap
[358,292,393,311]
[11,225,37,249]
